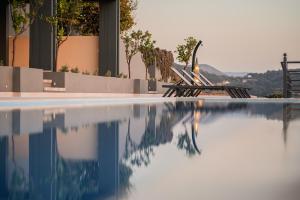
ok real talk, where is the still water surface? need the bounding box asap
[0,101,300,200]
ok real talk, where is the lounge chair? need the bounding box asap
[182,68,251,98]
[163,67,251,98]
[162,67,202,97]
[163,39,251,98]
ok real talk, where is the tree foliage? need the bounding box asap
[175,36,197,69]
[75,0,137,35]
[155,48,174,82]
[121,30,144,78]
[45,0,82,71]
[139,31,156,80]
[75,2,99,35]
[120,0,137,33]
[8,0,44,66]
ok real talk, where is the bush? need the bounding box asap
[0,60,4,66]
[105,70,112,77]
[266,93,283,98]
[82,70,90,75]
[70,67,80,73]
[93,69,99,76]
[60,65,70,72]
[117,73,128,78]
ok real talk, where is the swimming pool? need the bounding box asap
[0,100,299,200]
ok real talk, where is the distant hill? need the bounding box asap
[203,70,283,97]
[173,63,227,76]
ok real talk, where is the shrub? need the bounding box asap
[70,67,80,73]
[266,93,283,98]
[117,73,128,78]
[60,65,69,72]
[93,69,99,76]
[105,70,112,77]
[82,70,90,75]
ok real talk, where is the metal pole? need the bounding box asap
[191,40,202,72]
[282,53,288,98]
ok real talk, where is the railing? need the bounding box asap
[281,53,300,98]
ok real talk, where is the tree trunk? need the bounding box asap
[145,67,148,80]
[127,61,131,79]
[11,36,17,66]
[184,63,188,70]
[54,44,60,72]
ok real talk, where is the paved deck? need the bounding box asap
[0,92,299,110]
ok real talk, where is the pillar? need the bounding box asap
[99,0,120,77]
[30,0,56,71]
[0,0,8,65]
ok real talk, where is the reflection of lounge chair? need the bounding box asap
[163,67,251,98]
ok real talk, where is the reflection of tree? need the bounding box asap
[124,103,200,167]
[177,130,196,157]
[124,119,154,167]
[55,158,101,200]
[9,136,28,200]
[119,161,133,193]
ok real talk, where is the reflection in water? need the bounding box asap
[0,101,299,199]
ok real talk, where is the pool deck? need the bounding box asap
[0,92,299,110]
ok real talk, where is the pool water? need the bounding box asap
[0,100,300,200]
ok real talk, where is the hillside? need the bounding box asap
[202,70,283,97]
[173,63,226,76]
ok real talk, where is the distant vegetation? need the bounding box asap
[202,70,283,97]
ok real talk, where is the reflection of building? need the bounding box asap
[0,104,170,199]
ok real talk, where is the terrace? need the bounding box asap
[0,1,300,200]
[0,0,167,95]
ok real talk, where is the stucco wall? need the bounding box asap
[44,72,149,93]
[8,36,162,80]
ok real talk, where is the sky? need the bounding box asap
[135,0,300,73]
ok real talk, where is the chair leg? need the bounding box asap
[195,90,202,96]
[163,88,172,97]
[235,89,243,98]
[225,88,235,98]
[168,89,177,97]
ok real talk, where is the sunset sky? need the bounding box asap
[135,0,300,73]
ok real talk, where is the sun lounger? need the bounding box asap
[163,67,251,98]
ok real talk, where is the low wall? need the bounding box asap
[0,66,13,92]
[157,81,169,94]
[13,67,43,92]
[0,66,43,92]
[44,72,149,94]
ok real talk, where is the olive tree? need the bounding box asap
[121,30,143,79]
[8,0,44,66]
[175,36,197,69]
[45,0,81,71]
[139,31,156,80]
[74,0,137,35]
